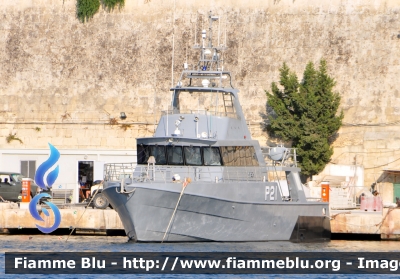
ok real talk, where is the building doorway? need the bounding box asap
[78,161,93,186]
[78,161,93,201]
[394,183,400,204]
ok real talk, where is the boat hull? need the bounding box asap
[103,182,331,242]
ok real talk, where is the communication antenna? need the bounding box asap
[153,70,157,135]
[202,29,206,48]
[171,0,176,88]
[218,15,221,46]
[224,18,227,47]
[203,14,205,31]
[194,18,198,47]
[223,17,227,70]
[166,104,168,136]
[208,13,219,48]
[184,47,188,70]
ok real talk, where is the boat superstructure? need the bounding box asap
[102,12,331,242]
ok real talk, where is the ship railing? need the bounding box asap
[103,163,136,182]
[104,164,271,184]
[305,184,381,209]
[139,166,269,183]
[261,147,297,167]
[328,185,374,210]
[161,109,237,118]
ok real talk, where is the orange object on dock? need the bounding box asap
[321,181,330,202]
[21,178,31,203]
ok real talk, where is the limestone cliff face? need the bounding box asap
[1,0,400,185]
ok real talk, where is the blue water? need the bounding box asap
[1,235,398,278]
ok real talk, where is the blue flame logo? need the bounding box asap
[29,143,62,233]
[34,143,60,190]
[29,193,61,234]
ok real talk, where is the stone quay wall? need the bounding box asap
[1,0,400,186]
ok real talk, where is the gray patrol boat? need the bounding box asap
[102,12,331,242]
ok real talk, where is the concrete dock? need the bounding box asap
[1,202,400,239]
[330,207,400,240]
[0,202,124,235]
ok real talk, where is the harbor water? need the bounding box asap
[0,235,399,279]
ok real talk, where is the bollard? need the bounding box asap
[366,197,374,211]
[321,181,330,203]
[360,194,367,211]
[373,196,383,211]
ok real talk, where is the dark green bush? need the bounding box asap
[76,0,125,22]
[77,0,100,23]
[102,0,125,11]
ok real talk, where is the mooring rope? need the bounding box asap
[65,183,103,242]
[161,177,191,243]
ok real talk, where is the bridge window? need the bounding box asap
[150,146,167,165]
[137,145,167,165]
[137,145,150,164]
[220,146,259,166]
[137,145,258,166]
[184,146,202,166]
[167,146,184,165]
[203,147,222,166]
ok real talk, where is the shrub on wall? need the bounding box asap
[102,0,125,11]
[77,0,100,23]
[77,0,125,22]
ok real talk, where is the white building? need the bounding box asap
[0,148,137,203]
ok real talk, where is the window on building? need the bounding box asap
[21,161,36,180]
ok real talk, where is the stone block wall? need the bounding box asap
[1,0,400,186]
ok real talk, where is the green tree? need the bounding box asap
[265,60,343,179]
